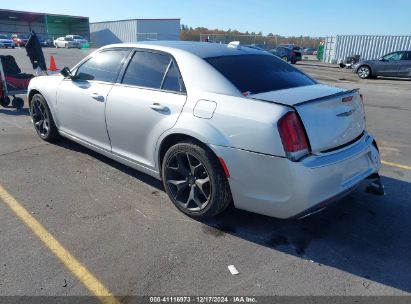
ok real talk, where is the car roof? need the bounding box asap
[101,41,268,59]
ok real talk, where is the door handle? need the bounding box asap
[91,93,105,102]
[149,103,169,112]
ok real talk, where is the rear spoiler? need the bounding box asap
[295,88,360,106]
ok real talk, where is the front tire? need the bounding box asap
[30,94,59,142]
[357,65,371,79]
[162,142,232,219]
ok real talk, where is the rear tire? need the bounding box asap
[162,141,232,219]
[281,56,288,62]
[30,94,59,142]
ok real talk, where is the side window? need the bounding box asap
[161,61,184,92]
[122,51,171,89]
[75,50,129,83]
[383,52,403,61]
[402,52,411,60]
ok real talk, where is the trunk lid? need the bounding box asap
[251,84,365,153]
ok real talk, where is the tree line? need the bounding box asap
[180,25,323,49]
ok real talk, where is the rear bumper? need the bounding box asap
[210,132,380,219]
[291,55,302,62]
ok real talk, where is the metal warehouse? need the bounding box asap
[323,35,411,64]
[0,9,89,40]
[90,18,180,47]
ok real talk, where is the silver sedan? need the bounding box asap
[28,41,382,219]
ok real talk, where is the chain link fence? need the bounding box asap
[198,33,322,49]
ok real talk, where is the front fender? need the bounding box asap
[28,75,64,126]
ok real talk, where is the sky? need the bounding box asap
[1,0,411,37]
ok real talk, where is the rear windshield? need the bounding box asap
[205,54,316,95]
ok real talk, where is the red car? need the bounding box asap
[11,34,29,47]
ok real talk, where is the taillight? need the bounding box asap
[290,52,296,57]
[277,111,310,161]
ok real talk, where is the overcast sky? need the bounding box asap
[2,0,411,37]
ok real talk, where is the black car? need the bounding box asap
[268,46,302,64]
[352,51,411,79]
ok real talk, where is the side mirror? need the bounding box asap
[379,57,386,62]
[60,67,73,78]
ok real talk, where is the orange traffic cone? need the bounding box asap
[49,55,59,71]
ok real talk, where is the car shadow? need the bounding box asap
[202,176,411,293]
[375,77,411,82]
[0,107,30,116]
[56,138,411,293]
[299,62,341,69]
[55,138,164,190]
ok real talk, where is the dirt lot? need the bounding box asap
[0,47,410,300]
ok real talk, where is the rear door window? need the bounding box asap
[121,51,185,93]
[161,61,185,92]
[205,54,316,94]
[402,52,411,60]
[122,51,170,89]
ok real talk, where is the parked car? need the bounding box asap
[66,35,88,48]
[279,44,302,51]
[303,48,316,55]
[0,34,15,48]
[243,45,270,53]
[37,36,53,47]
[269,46,302,64]
[54,37,80,49]
[28,41,382,220]
[11,34,29,47]
[352,51,411,79]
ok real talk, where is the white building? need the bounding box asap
[90,18,180,47]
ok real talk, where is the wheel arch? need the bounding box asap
[357,64,373,76]
[28,89,60,127]
[28,89,41,108]
[157,132,226,180]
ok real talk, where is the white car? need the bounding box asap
[27,41,384,219]
[66,35,88,47]
[53,37,80,49]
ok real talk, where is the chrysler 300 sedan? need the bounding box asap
[28,41,382,219]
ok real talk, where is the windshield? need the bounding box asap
[72,35,83,39]
[205,54,316,95]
